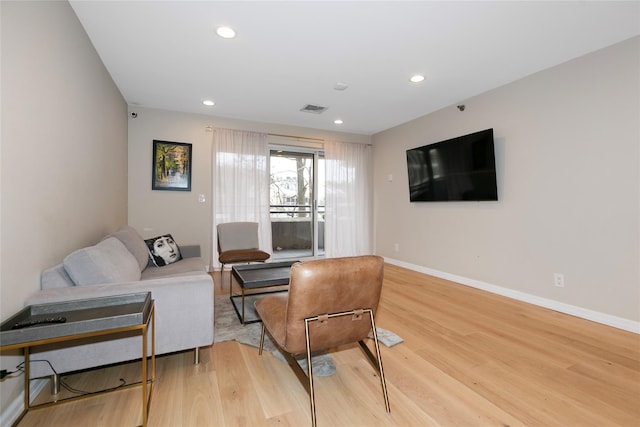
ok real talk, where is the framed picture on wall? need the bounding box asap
[152,140,192,191]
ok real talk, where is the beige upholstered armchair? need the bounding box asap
[254,255,390,427]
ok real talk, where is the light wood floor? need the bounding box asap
[20,264,640,426]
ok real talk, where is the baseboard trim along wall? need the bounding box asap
[0,378,47,427]
[384,257,640,334]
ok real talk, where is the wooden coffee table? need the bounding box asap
[230,260,298,324]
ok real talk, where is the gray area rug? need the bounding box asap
[214,295,336,376]
[213,295,403,377]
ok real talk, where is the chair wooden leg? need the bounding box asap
[304,318,317,427]
[258,326,310,394]
[259,324,266,355]
[363,312,391,413]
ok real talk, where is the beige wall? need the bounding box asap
[127,107,370,268]
[373,37,639,325]
[1,0,127,413]
[0,3,636,419]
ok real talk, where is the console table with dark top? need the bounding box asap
[231,260,298,324]
[0,292,155,427]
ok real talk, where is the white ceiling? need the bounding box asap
[69,1,639,136]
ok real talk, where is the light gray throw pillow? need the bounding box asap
[105,226,150,271]
[64,237,141,286]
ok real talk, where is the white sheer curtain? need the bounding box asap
[211,128,272,268]
[324,140,372,257]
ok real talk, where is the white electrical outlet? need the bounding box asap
[393,243,400,252]
[554,273,565,288]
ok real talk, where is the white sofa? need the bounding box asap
[25,226,214,380]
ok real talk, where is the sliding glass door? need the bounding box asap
[269,149,324,259]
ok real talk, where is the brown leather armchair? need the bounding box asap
[217,222,270,289]
[254,255,390,427]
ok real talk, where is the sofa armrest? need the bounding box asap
[180,244,201,258]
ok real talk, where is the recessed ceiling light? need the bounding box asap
[410,74,425,83]
[202,100,215,106]
[216,26,236,39]
[334,119,343,125]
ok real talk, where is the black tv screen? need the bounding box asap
[406,128,498,202]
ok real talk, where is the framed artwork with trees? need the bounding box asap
[152,140,192,191]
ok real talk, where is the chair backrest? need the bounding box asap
[217,222,260,252]
[283,255,384,355]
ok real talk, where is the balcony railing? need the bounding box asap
[270,204,324,259]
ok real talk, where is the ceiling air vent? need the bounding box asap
[300,104,328,114]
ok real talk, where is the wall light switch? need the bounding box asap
[388,174,393,182]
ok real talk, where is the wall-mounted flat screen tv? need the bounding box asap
[406,128,498,202]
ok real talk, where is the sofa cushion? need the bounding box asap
[140,257,206,280]
[105,226,150,271]
[145,234,182,266]
[64,237,141,286]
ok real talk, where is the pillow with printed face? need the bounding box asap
[144,234,182,266]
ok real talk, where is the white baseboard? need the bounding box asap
[0,378,48,427]
[383,257,640,334]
